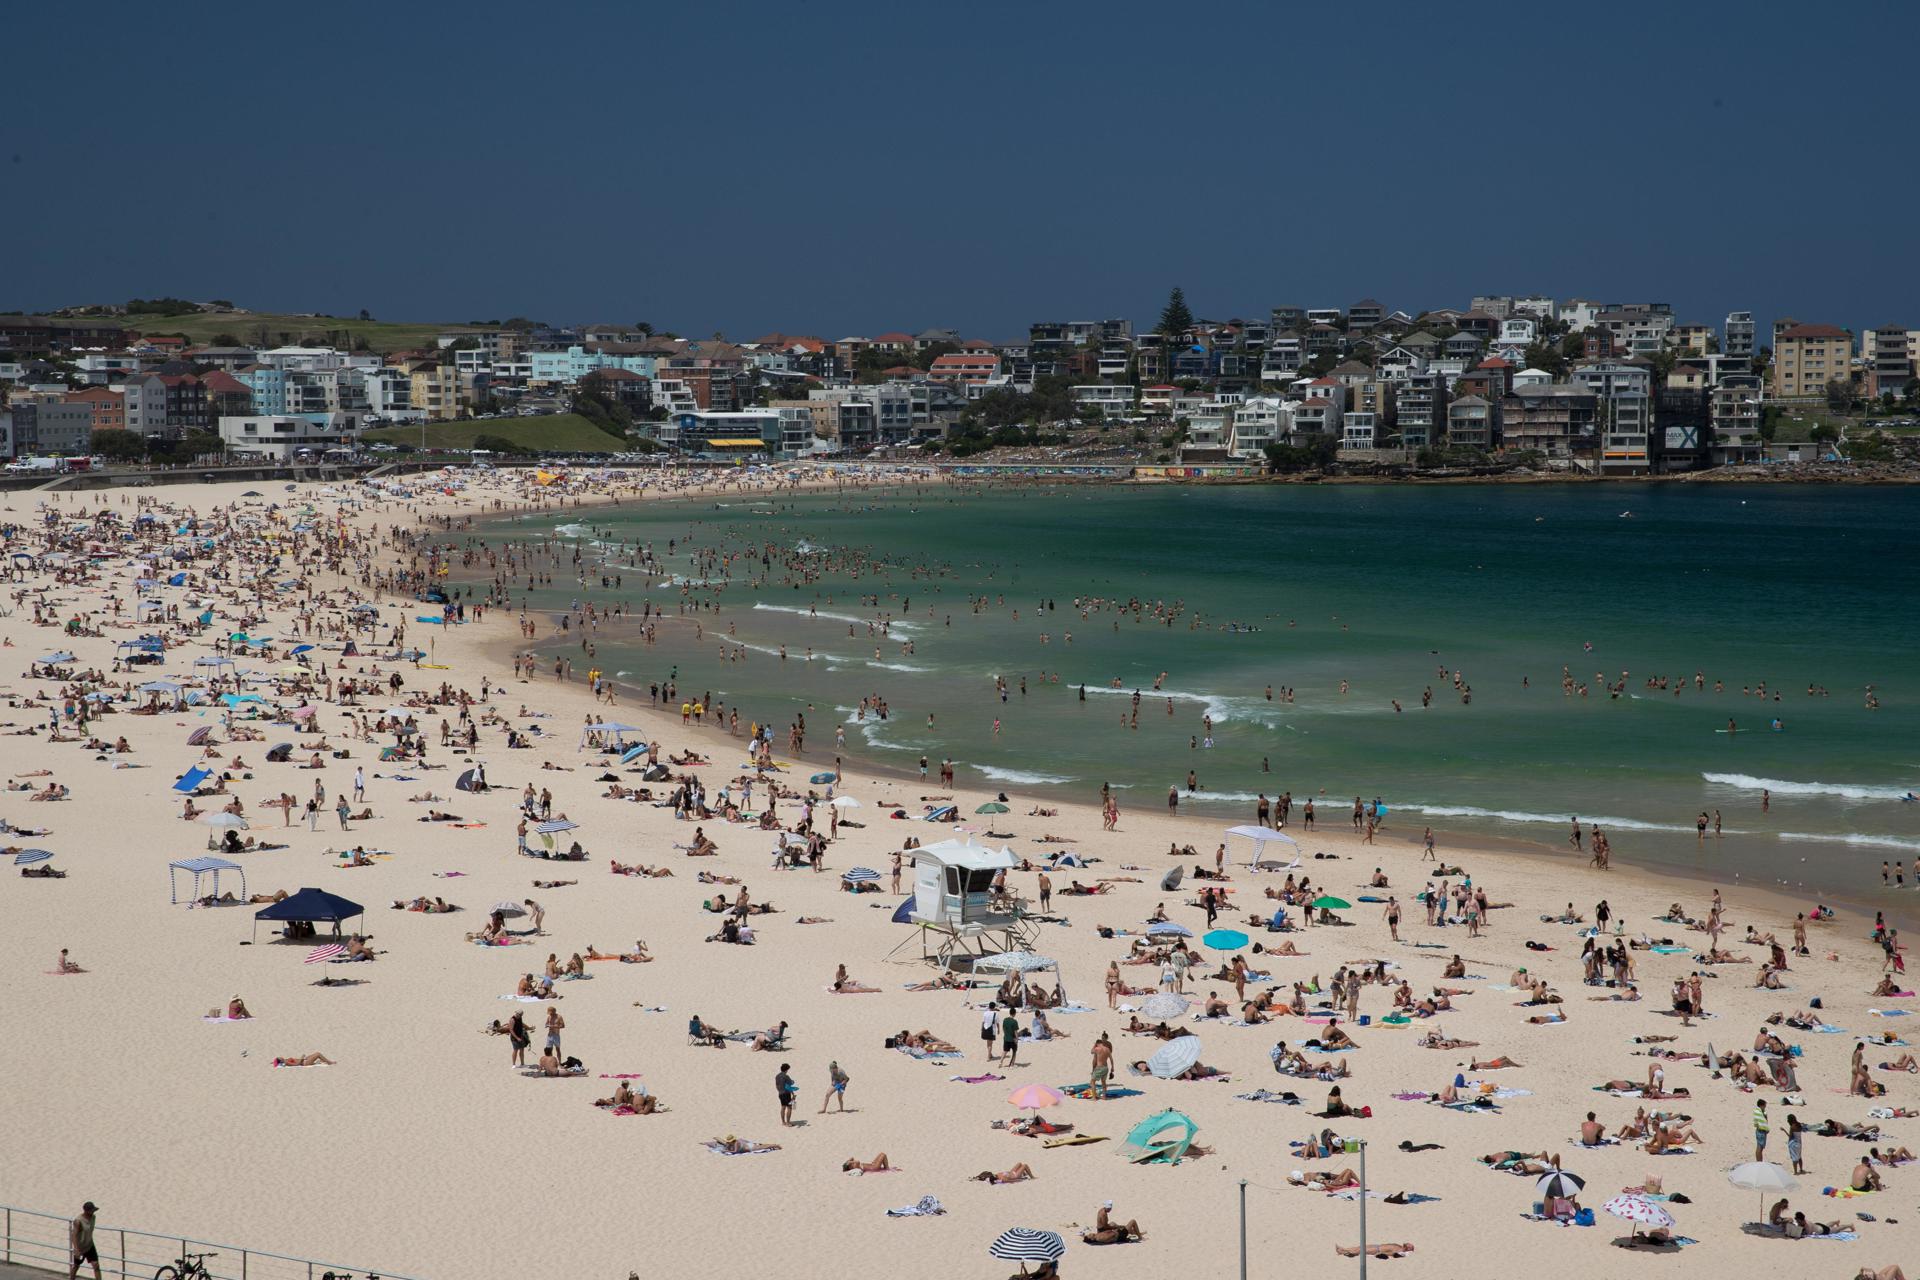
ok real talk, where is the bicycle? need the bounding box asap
[154,1250,217,1280]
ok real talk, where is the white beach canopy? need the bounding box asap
[1225,824,1300,870]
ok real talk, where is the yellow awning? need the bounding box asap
[705,438,762,448]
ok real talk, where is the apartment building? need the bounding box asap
[1394,375,1446,449]
[1069,385,1138,419]
[1501,384,1598,457]
[64,386,125,434]
[1863,325,1917,397]
[1723,311,1756,360]
[1771,324,1852,399]
[1709,376,1765,465]
[1444,395,1498,450]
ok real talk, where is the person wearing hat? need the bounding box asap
[1082,1200,1143,1245]
[68,1201,99,1280]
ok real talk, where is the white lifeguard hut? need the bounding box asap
[901,837,1036,967]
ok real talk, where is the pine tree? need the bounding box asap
[1158,287,1193,339]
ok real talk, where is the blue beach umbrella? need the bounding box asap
[1202,929,1250,951]
[14,849,54,866]
[1146,921,1193,938]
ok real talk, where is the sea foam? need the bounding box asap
[1702,772,1912,802]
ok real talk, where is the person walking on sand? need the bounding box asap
[68,1201,100,1280]
[1385,896,1401,943]
[335,794,351,830]
[544,1005,564,1057]
[524,898,545,933]
[820,1059,850,1113]
[1753,1097,1770,1162]
[353,766,365,804]
[776,1063,797,1126]
[1001,1006,1022,1067]
[982,1002,1000,1057]
[1091,1032,1113,1099]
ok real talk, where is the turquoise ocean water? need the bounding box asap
[471,482,1919,910]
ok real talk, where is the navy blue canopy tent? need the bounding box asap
[253,886,363,941]
[169,856,246,905]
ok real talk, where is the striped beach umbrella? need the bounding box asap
[304,944,345,964]
[1537,1170,1585,1199]
[987,1227,1065,1264]
[842,867,881,883]
[13,849,54,866]
[533,819,579,834]
[1146,921,1193,937]
[1147,1035,1204,1079]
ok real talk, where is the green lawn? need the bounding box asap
[361,414,625,453]
[48,311,483,354]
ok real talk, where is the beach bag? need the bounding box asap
[1573,1208,1594,1227]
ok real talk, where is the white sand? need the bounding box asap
[4,472,1913,1278]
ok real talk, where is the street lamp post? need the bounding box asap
[1358,1138,1369,1278]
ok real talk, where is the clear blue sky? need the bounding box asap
[8,1,1915,341]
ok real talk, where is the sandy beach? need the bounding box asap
[5,468,1914,1279]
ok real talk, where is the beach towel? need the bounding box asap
[1869,1008,1911,1017]
[898,1046,962,1060]
[1059,1083,1143,1100]
[1041,1134,1108,1148]
[202,1016,249,1024]
[1805,1231,1859,1241]
[271,1059,328,1068]
[948,1073,1005,1084]
[885,1196,945,1217]
[1234,1090,1303,1104]
[1822,1186,1876,1198]
[498,994,553,1002]
[703,1141,777,1156]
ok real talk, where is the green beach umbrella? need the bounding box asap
[1310,896,1351,911]
[975,802,1010,814]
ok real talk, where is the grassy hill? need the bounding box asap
[80,311,481,354]
[360,414,626,453]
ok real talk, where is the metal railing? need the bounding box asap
[0,1203,419,1280]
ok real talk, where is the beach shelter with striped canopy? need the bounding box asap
[169,856,246,905]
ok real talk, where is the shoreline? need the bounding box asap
[464,482,1916,938]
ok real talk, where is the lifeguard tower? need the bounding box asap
[901,837,1037,968]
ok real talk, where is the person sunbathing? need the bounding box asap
[1471,1055,1521,1070]
[1852,1159,1884,1192]
[215,996,252,1019]
[595,1082,637,1108]
[1872,976,1907,997]
[1265,939,1304,955]
[1442,955,1467,979]
[842,1153,892,1173]
[530,879,576,889]
[420,809,463,822]
[1295,1167,1362,1191]
[1478,1150,1558,1175]
[1081,1203,1142,1245]
[1335,1243,1413,1259]
[1418,1030,1478,1050]
[564,953,585,976]
[272,1052,335,1066]
[972,1162,1034,1184]
[1319,1024,1357,1049]
[711,1135,778,1154]
[20,863,66,878]
[1854,1268,1910,1280]
[1882,1053,1920,1073]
